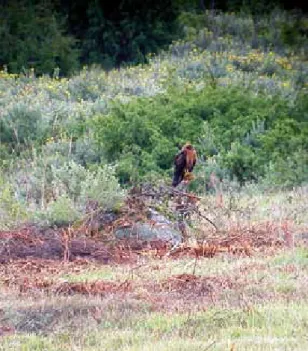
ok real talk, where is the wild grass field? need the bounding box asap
[0,186,307,350]
[0,7,308,351]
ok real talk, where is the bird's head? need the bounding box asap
[182,142,194,151]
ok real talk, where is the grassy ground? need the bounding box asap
[0,188,307,350]
[0,243,307,350]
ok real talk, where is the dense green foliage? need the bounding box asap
[0,5,307,227]
[0,1,79,75]
[0,0,183,74]
[93,86,308,185]
[0,0,307,74]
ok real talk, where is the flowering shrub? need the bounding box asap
[0,9,307,227]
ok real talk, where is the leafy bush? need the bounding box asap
[177,9,307,56]
[50,160,125,211]
[51,160,125,210]
[0,6,306,232]
[262,150,308,188]
[0,1,79,76]
[43,194,80,227]
[0,175,28,229]
[51,161,88,202]
[7,152,125,226]
[92,84,308,186]
[0,104,47,149]
[79,165,125,210]
[221,141,258,184]
[79,0,180,68]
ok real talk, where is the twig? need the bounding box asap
[203,340,216,350]
[195,210,218,231]
[192,254,198,275]
[138,186,201,201]
[166,186,202,200]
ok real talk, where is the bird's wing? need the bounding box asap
[174,150,186,166]
[172,151,186,187]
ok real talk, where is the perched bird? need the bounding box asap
[172,143,197,187]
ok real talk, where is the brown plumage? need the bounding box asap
[172,143,197,187]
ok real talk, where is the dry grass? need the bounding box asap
[0,186,307,350]
[0,242,307,350]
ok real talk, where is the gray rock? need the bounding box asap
[148,208,173,225]
[115,222,182,245]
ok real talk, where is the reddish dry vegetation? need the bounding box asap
[0,220,295,297]
[0,325,14,337]
[0,218,307,339]
[0,220,287,264]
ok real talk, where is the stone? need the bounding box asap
[114,223,182,245]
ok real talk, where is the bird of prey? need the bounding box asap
[172,143,197,187]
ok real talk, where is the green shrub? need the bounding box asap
[81,0,180,68]
[177,9,307,56]
[262,150,308,188]
[44,194,81,227]
[0,105,47,149]
[0,5,307,208]
[79,165,125,210]
[0,1,79,76]
[8,157,125,226]
[221,141,258,184]
[51,161,125,210]
[0,175,28,229]
[51,161,88,202]
[259,118,308,163]
[92,84,308,186]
